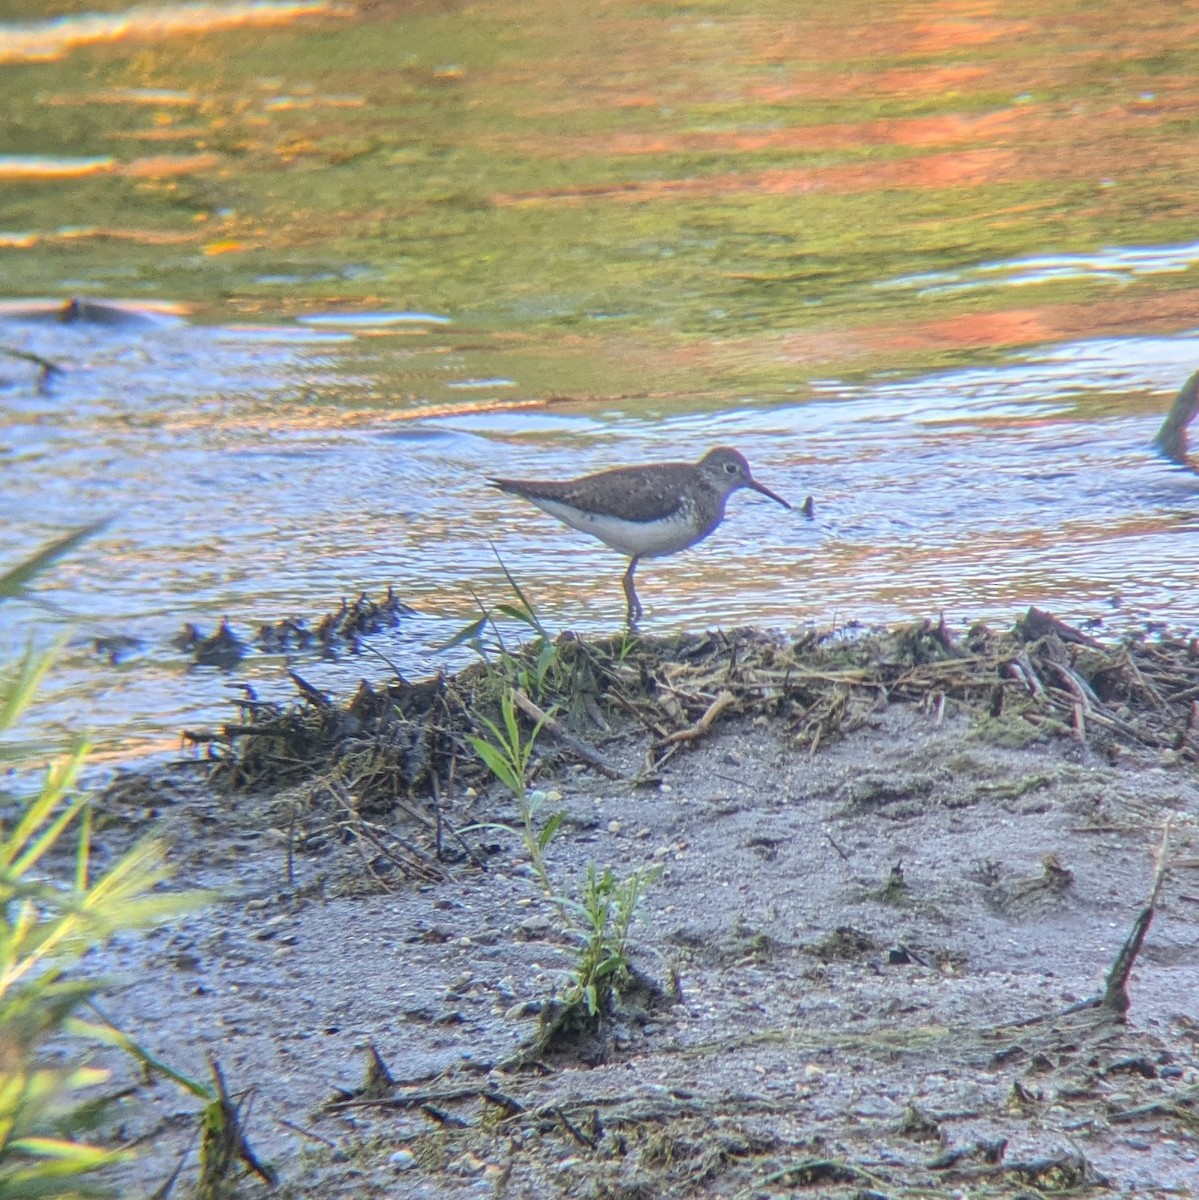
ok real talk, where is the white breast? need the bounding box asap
[530,497,700,558]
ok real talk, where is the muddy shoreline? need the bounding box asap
[86,613,1199,1198]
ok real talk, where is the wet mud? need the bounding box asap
[83,612,1199,1197]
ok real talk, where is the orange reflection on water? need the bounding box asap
[0,153,219,180]
[509,109,1027,159]
[871,65,992,96]
[113,127,210,143]
[0,2,345,65]
[201,240,253,255]
[0,156,113,179]
[43,89,199,107]
[55,228,201,246]
[493,147,1015,206]
[761,286,1199,366]
[119,153,222,177]
[746,65,992,104]
[866,509,1181,611]
[890,310,1055,352]
[156,394,570,437]
[908,17,1031,53]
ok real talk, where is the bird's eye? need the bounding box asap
[724,462,738,474]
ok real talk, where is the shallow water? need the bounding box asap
[5,0,1199,753]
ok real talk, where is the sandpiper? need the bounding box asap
[489,446,791,626]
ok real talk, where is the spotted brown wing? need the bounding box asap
[489,462,694,523]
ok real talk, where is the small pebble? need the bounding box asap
[608,819,622,834]
[504,999,543,1020]
[853,1096,899,1119]
[390,1149,417,1171]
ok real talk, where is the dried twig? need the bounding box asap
[325,780,445,885]
[660,690,737,746]
[512,689,628,779]
[554,1105,599,1149]
[1103,821,1172,1018]
[0,343,60,392]
[327,1085,525,1114]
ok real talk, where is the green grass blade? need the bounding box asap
[0,521,108,602]
[9,1135,127,1166]
[467,737,520,794]
[2,744,89,872]
[9,791,88,881]
[0,644,65,736]
[435,615,488,652]
[471,712,504,744]
[67,1015,212,1101]
[501,690,521,751]
[468,584,506,655]
[495,603,542,630]
[489,543,548,638]
[537,810,564,852]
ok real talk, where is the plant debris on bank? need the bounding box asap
[195,604,1199,803]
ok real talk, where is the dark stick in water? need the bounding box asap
[1153,368,1199,466]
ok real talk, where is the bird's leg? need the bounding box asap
[622,557,643,628]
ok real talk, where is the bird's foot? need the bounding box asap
[625,592,645,628]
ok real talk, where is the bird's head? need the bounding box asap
[698,447,791,509]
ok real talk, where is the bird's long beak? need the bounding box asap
[749,479,792,510]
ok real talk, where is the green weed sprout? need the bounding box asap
[468,688,659,1028]
[441,547,561,702]
[558,863,661,1017]
[467,689,559,903]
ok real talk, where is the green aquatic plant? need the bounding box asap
[453,559,662,1037]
